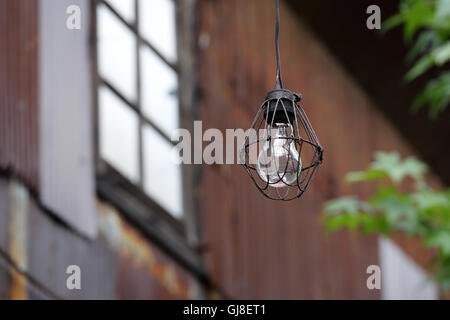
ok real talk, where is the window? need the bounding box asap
[95,0,182,219]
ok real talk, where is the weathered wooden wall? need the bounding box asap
[197,0,429,299]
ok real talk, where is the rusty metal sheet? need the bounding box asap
[26,199,116,300]
[98,202,198,299]
[8,179,29,300]
[0,0,39,191]
[24,196,199,299]
[197,0,384,299]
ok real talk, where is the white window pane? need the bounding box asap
[143,125,182,217]
[139,0,177,62]
[141,46,179,137]
[99,86,139,182]
[97,4,137,102]
[105,0,135,22]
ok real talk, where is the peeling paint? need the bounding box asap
[9,269,27,300]
[8,179,29,300]
[98,201,195,298]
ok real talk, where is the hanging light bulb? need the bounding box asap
[240,0,323,200]
[256,123,301,187]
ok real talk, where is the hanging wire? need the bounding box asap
[275,0,283,89]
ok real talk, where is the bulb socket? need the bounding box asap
[264,89,300,124]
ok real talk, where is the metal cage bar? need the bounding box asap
[241,91,323,201]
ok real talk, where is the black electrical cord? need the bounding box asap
[275,0,283,89]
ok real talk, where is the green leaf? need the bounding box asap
[405,54,434,81]
[371,152,428,183]
[414,191,450,210]
[406,42,450,82]
[400,0,437,41]
[323,213,362,232]
[412,72,450,116]
[345,170,388,183]
[407,30,441,62]
[323,197,362,215]
[434,41,450,65]
[401,157,429,181]
[360,214,391,234]
[436,0,450,22]
[426,231,450,255]
[382,13,405,33]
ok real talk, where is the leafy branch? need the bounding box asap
[383,0,450,117]
[322,152,450,292]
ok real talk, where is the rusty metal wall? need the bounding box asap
[0,0,39,191]
[0,177,199,299]
[195,0,427,299]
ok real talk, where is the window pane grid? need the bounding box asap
[96,0,183,218]
[100,78,175,146]
[99,0,178,72]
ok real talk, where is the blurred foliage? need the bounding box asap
[321,0,450,295]
[383,0,450,117]
[322,152,450,292]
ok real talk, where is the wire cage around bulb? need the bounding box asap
[240,89,324,201]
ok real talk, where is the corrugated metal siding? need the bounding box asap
[197,0,426,299]
[0,0,39,190]
[0,178,199,299]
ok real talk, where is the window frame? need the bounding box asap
[91,0,205,279]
